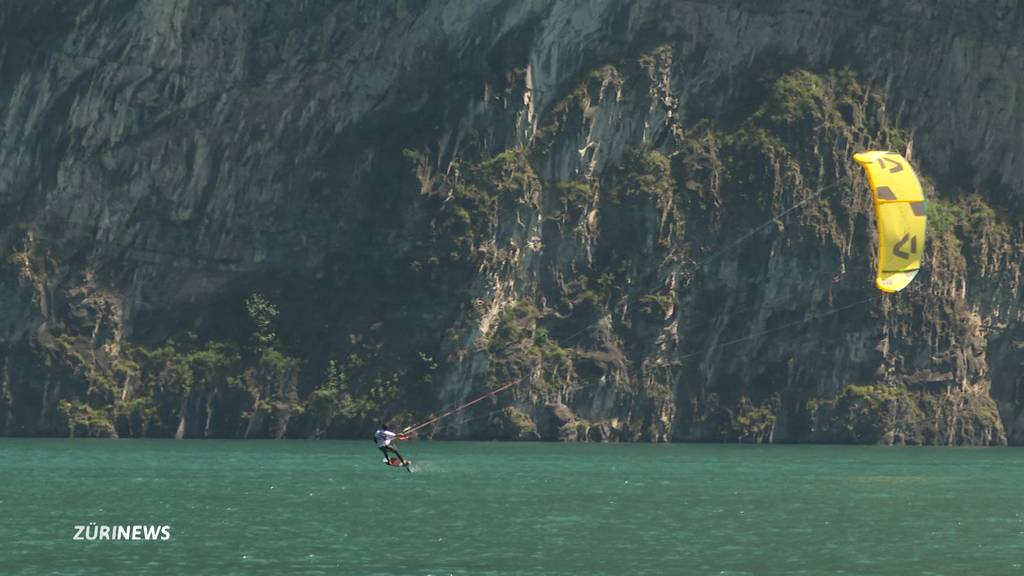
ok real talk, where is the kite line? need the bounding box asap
[398,175,881,432]
[401,381,518,435]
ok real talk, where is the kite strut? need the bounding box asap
[402,381,517,435]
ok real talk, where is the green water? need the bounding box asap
[2,440,1023,575]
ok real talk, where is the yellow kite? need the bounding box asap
[853,151,927,293]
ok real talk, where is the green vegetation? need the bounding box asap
[807,384,916,444]
[246,293,279,352]
[609,149,674,205]
[733,395,780,444]
[961,194,1011,247]
[59,400,116,438]
[636,293,673,317]
[927,197,964,236]
[474,148,536,193]
[760,69,860,131]
[431,148,541,267]
[37,289,417,439]
[754,68,904,150]
[552,180,596,221]
[807,383,1004,445]
[533,65,623,152]
[491,406,539,440]
[306,357,399,437]
[488,301,575,394]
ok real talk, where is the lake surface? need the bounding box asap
[1,440,1022,575]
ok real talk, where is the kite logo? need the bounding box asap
[877,157,904,173]
[893,234,918,259]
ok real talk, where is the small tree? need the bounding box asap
[246,293,279,353]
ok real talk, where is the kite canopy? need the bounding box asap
[853,151,927,293]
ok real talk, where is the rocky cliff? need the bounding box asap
[1,0,1021,443]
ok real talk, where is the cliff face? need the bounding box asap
[1,0,1021,443]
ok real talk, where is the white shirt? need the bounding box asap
[374,429,397,448]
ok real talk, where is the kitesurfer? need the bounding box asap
[374,424,409,465]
